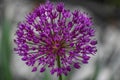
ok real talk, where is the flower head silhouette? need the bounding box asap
[14,1,97,76]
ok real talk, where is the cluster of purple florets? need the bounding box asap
[14,1,97,76]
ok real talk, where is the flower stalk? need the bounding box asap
[59,75,62,80]
[57,55,62,80]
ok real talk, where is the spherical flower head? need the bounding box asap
[14,1,97,76]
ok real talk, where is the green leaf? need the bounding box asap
[42,70,52,80]
[91,60,100,80]
[0,19,12,80]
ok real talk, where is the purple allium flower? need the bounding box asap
[14,1,97,76]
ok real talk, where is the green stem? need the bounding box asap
[59,75,62,80]
[57,55,62,80]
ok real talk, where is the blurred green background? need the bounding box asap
[1,0,120,80]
